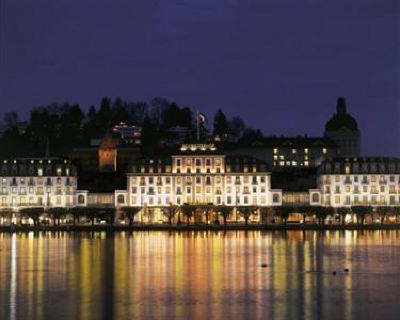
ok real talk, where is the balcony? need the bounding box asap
[379,180,387,185]
[344,178,352,184]
[362,179,369,184]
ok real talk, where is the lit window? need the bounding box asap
[292,149,296,154]
[273,148,278,154]
[38,168,43,176]
[322,148,327,154]
[304,148,308,154]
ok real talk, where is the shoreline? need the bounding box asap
[1,224,400,233]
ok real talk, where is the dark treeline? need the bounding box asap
[0,96,263,157]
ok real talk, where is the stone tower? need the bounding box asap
[324,97,361,157]
[98,132,117,172]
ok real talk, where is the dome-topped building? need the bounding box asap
[324,97,361,157]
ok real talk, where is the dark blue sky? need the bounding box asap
[0,0,399,156]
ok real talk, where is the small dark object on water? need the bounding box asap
[332,271,337,275]
[261,264,268,268]
[344,268,349,272]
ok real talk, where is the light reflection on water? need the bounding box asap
[0,231,399,320]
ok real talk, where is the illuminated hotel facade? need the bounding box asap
[0,158,77,210]
[310,157,400,208]
[1,147,400,224]
[74,144,283,223]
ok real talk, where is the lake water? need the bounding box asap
[0,231,399,320]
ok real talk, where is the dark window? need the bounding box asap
[117,195,125,204]
[78,195,85,204]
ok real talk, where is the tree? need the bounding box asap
[392,206,400,224]
[239,128,263,144]
[111,97,129,124]
[3,111,19,128]
[87,105,97,120]
[102,208,116,225]
[228,117,246,139]
[180,204,196,225]
[19,207,44,226]
[162,205,178,225]
[337,207,351,225]
[150,97,171,126]
[0,208,14,225]
[85,207,99,227]
[69,207,86,225]
[296,206,313,223]
[375,206,389,225]
[161,103,181,129]
[121,206,141,226]
[47,207,68,226]
[179,107,193,128]
[98,97,112,127]
[216,206,232,225]
[274,206,292,225]
[351,206,373,225]
[259,207,270,224]
[141,116,159,155]
[237,206,257,225]
[213,109,229,138]
[314,206,333,225]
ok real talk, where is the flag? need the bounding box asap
[197,112,207,124]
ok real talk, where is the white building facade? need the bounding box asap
[310,158,400,208]
[0,158,78,210]
[123,144,282,222]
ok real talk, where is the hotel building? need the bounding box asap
[0,158,77,210]
[101,144,283,222]
[311,157,400,207]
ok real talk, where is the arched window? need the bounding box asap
[312,193,320,203]
[272,193,280,203]
[78,194,85,204]
[117,194,125,204]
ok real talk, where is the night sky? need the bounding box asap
[0,0,399,156]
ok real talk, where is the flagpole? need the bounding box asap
[196,111,200,141]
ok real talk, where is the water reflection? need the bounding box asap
[0,231,399,320]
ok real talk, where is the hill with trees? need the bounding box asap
[0,97,262,158]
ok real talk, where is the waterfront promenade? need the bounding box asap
[1,223,400,233]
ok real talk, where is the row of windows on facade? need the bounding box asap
[273,154,311,161]
[324,195,399,205]
[131,175,267,185]
[128,194,280,206]
[273,148,327,154]
[323,175,400,184]
[175,158,222,166]
[324,162,400,174]
[135,166,264,174]
[1,195,73,206]
[0,166,71,177]
[273,161,310,167]
[131,185,268,195]
[324,185,399,194]
[1,176,74,186]
[1,186,74,195]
